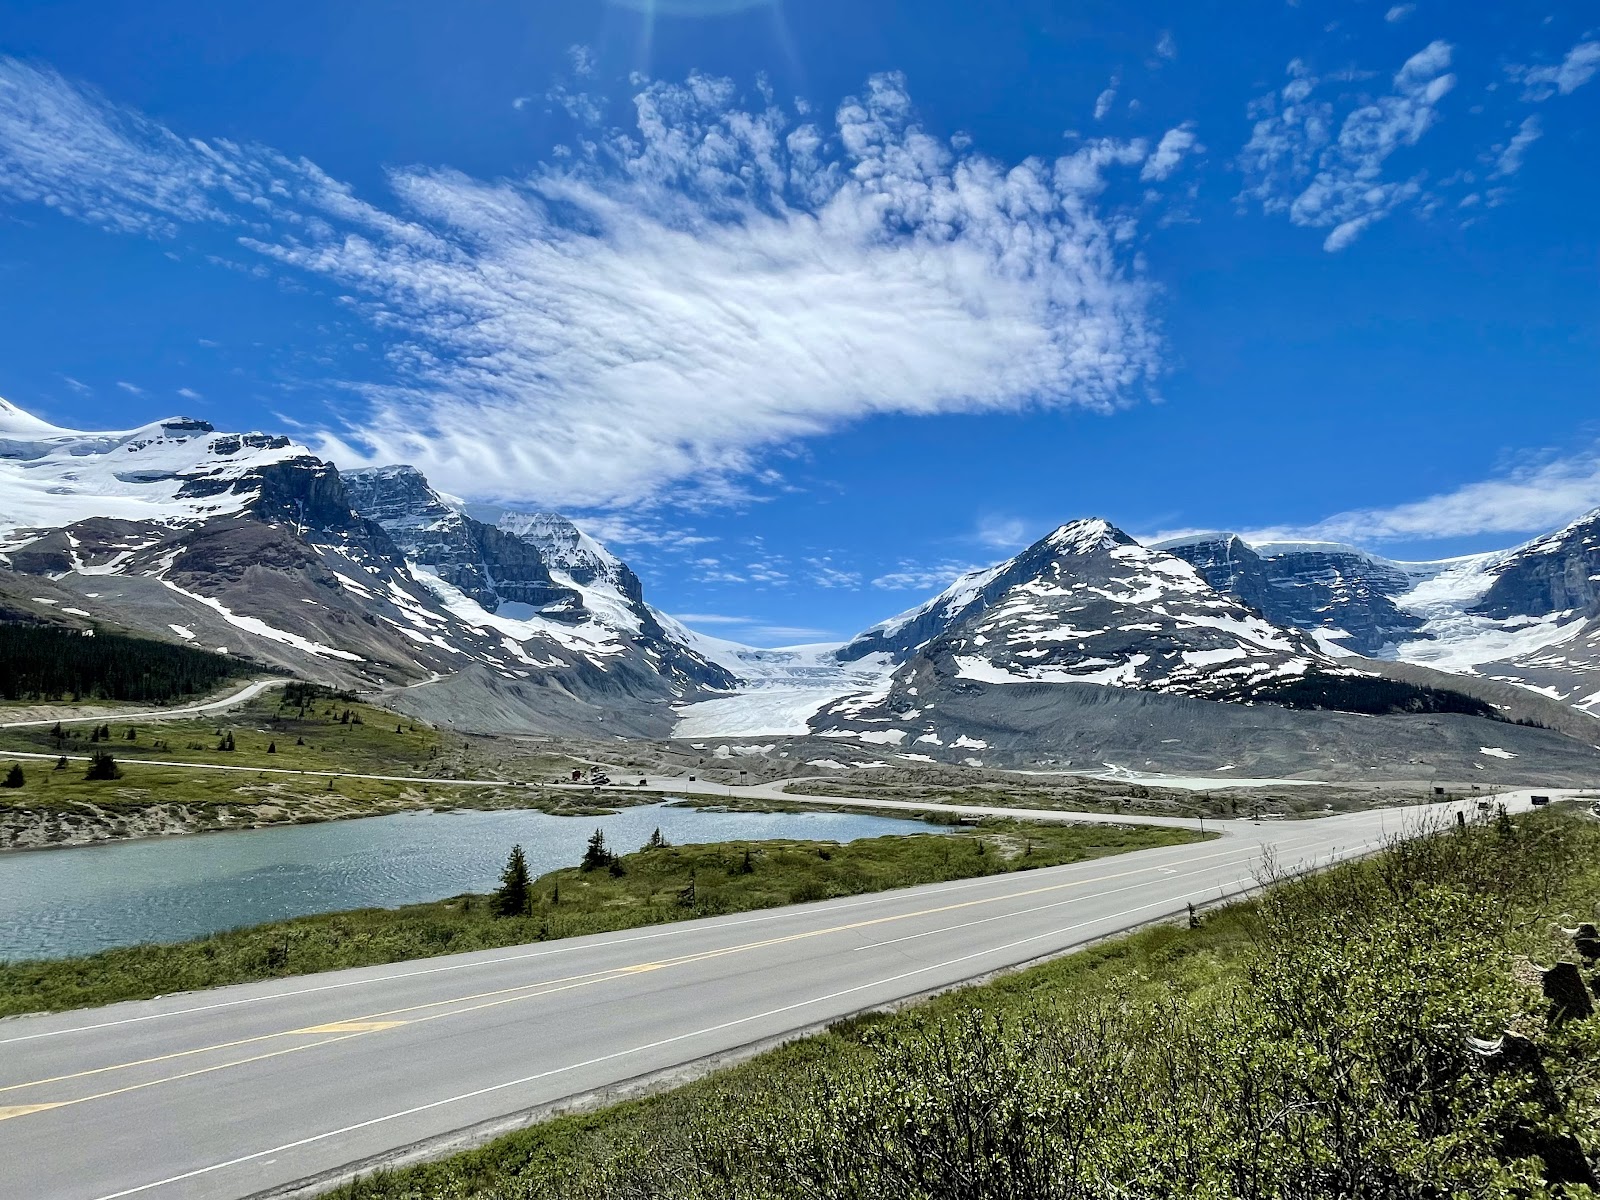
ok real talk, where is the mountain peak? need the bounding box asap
[1043,517,1127,555]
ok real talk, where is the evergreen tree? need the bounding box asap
[581,828,612,871]
[0,625,241,704]
[84,751,121,781]
[491,845,532,917]
[54,756,67,770]
[646,827,670,850]
[738,848,755,874]
[608,856,627,878]
[2,764,23,788]
[125,727,136,741]
[89,725,102,744]
[296,736,305,746]
[49,721,62,740]
[267,741,277,754]
[676,874,697,909]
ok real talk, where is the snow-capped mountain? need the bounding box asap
[344,467,732,695]
[836,519,1330,696]
[809,519,1344,748]
[0,400,732,734]
[1160,511,1600,713]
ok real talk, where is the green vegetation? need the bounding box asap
[1223,669,1505,719]
[0,819,1198,1016]
[0,623,247,703]
[325,807,1600,1200]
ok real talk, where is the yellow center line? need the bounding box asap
[0,838,1283,1116]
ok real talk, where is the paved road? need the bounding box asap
[0,680,288,731]
[0,787,1576,1200]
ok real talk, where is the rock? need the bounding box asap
[1543,962,1594,1024]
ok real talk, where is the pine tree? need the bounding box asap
[676,874,697,909]
[738,848,755,874]
[646,827,669,850]
[581,828,612,871]
[2,764,23,788]
[608,856,627,878]
[125,727,136,741]
[296,736,305,746]
[89,725,102,744]
[267,741,277,754]
[492,845,532,917]
[54,756,67,770]
[84,751,121,781]
[49,721,62,741]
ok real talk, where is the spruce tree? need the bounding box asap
[84,751,121,781]
[54,755,67,770]
[2,764,23,788]
[646,827,669,850]
[49,721,62,741]
[267,741,277,754]
[492,845,532,917]
[581,828,612,871]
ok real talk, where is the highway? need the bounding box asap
[0,787,1572,1200]
[0,680,289,731]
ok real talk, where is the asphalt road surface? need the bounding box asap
[0,788,1574,1200]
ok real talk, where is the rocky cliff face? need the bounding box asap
[1471,509,1600,620]
[1161,536,1428,656]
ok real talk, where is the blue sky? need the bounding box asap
[0,0,1596,645]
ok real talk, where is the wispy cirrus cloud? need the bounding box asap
[871,560,984,591]
[1238,41,1456,251]
[0,58,1172,513]
[1237,445,1600,546]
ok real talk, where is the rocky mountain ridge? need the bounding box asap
[0,401,731,735]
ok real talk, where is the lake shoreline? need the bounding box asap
[0,817,1203,1016]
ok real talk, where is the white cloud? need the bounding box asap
[804,557,861,588]
[177,386,203,400]
[1093,83,1117,120]
[1240,445,1600,545]
[1239,42,1456,250]
[1491,115,1541,177]
[116,380,144,394]
[974,514,1030,549]
[674,612,755,625]
[1141,123,1202,180]
[1154,31,1177,61]
[1384,4,1414,22]
[0,60,1165,512]
[871,561,983,590]
[60,375,92,395]
[1515,40,1600,101]
[511,96,532,111]
[567,45,597,79]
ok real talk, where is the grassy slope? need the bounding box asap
[0,819,1200,1016]
[325,807,1600,1200]
[0,692,614,845]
